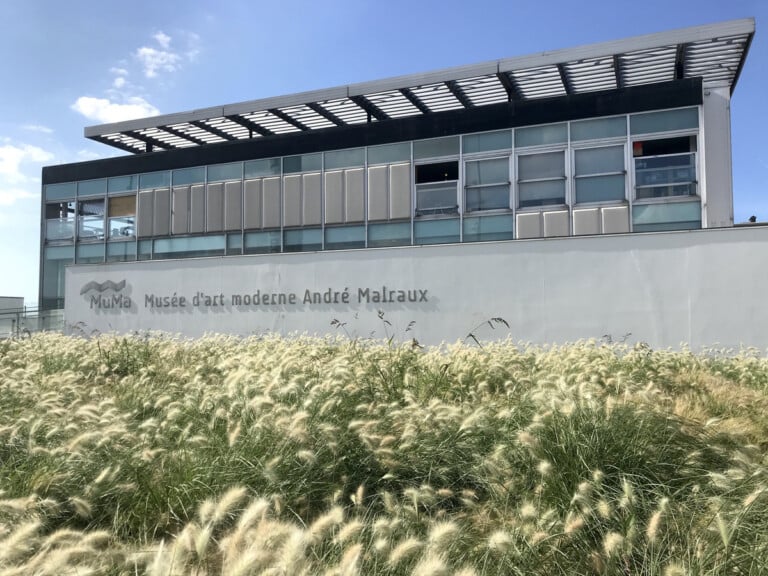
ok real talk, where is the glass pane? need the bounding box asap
[244,158,281,179]
[575,146,624,175]
[244,230,281,254]
[324,148,364,170]
[325,226,365,250]
[636,183,696,199]
[518,180,565,207]
[45,182,76,200]
[630,107,698,135]
[46,201,76,240]
[139,171,170,189]
[78,199,105,239]
[153,235,226,259]
[226,233,242,255]
[633,201,701,226]
[518,152,565,180]
[108,175,138,194]
[138,239,152,261]
[463,130,512,154]
[416,182,458,213]
[515,123,567,147]
[466,184,509,212]
[108,217,135,238]
[42,245,74,309]
[107,241,136,262]
[172,166,205,186]
[575,175,625,203]
[414,218,460,245]
[465,158,508,186]
[463,214,514,242]
[367,142,410,164]
[368,222,410,247]
[283,153,321,174]
[76,243,104,264]
[571,116,627,141]
[77,179,106,197]
[109,195,136,217]
[208,162,243,182]
[635,153,695,188]
[413,136,460,159]
[284,228,322,252]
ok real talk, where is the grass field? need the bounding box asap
[1,332,767,575]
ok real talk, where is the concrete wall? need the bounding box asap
[65,227,768,350]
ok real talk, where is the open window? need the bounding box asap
[415,161,458,215]
[633,136,697,199]
[45,201,75,241]
[108,196,136,239]
[78,199,105,240]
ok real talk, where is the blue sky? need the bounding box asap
[0,0,765,304]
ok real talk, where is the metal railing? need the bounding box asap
[0,306,65,339]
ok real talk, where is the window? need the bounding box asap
[283,153,321,174]
[633,137,697,199]
[368,222,410,247]
[463,130,512,154]
[517,151,565,208]
[139,171,170,190]
[78,199,105,239]
[463,214,514,242]
[465,158,509,212]
[172,166,205,186]
[413,136,459,159]
[325,225,365,250]
[153,235,226,259]
[244,230,281,254]
[415,161,458,214]
[414,218,460,245]
[108,175,138,194]
[574,146,626,203]
[324,148,364,170]
[633,201,701,232]
[284,228,322,252]
[244,158,281,179]
[208,162,243,182]
[630,107,698,135]
[77,179,106,197]
[45,201,76,240]
[571,116,626,141]
[45,182,76,201]
[108,196,136,239]
[515,123,567,148]
[368,142,410,165]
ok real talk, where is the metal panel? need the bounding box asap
[224,181,242,231]
[389,163,411,220]
[324,171,344,224]
[206,183,224,232]
[283,175,302,227]
[172,186,189,235]
[516,212,542,239]
[190,185,205,233]
[345,168,365,223]
[137,190,154,237]
[244,179,263,229]
[573,208,600,236]
[303,172,322,226]
[262,177,281,228]
[602,205,630,234]
[702,86,733,227]
[368,166,388,221]
[543,210,569,237]
[153,188,171,236]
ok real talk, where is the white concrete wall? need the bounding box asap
[65,227,768,350]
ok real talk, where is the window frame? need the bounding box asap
[571,142,628,206]
[630,130,700,205]
[462,155,512,214]
[515,146,568,211]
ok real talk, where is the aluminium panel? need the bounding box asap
[190,185,206,233]
[244,179,263,229]
[262,177,281,229]
[324,171,344,225]
[345,168,365,223]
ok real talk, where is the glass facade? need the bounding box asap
[41,106,705,309]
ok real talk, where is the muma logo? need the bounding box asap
[80,279,132,310]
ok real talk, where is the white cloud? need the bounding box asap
[113,76,126,89]
[154,31,172,49]
[0,143,54,184]
[110,67,128,77]
[22,124,53,134]
[0,187,36,206]
[71,96,159,124]
[77,149,103,161]
[136,32,183,79]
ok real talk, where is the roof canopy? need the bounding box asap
[86,18,754,154]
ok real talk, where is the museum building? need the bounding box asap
[40,19,765,347]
